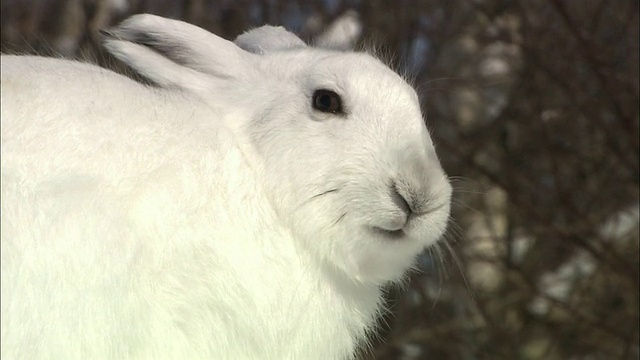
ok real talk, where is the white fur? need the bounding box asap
[235,25,306,54]
[0,14,452,360]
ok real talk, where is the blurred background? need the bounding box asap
[2,0,638,359]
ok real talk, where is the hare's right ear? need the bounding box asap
[234,26,306,54]
[102,14,252,91]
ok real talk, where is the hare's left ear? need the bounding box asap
[102,14,253,91]
[234,26,306,54]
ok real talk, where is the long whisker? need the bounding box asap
[434,241,450,280]
[447,175,473,182]
[296,188,340,210]
[311,188,339,199]
[445,221,466,244]
[451,198,481,215]
[443,239,476,305]
[333,212,347,226]
[452,188,486,195]
[428,242,446,310]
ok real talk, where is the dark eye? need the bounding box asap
[312,89,343,114]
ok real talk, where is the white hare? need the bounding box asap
[0,14,452,360]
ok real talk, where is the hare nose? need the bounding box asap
[390,142,450,215]
[393,162,443,216]
[393,178,441,218]
[391,183,412,216]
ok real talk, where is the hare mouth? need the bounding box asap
[371,227,406,240]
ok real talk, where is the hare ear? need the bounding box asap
[234,26,306,54]
[102,14,252,90]
[314,10,362,51]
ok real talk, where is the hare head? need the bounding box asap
[103,15,452,284]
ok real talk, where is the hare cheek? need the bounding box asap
[338,233,425,284]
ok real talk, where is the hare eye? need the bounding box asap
[312,90,342,114]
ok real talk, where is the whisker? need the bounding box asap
[296,188,340,210]
[451,198,481,214]
[448,176,485,195]
[419,76,467,85]
[452,188,486,196]
[332,212,347,226]
[447,175,473,182]
[421,242,447,310]
[443,240,476,305]
[311,188,339,199]
[434,241,450,280]
[430,274,444,311]
[445,222,467,246]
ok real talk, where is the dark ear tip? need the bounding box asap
[99,28,116,39]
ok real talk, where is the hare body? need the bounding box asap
[1,14,451,359]
[1,54,378,360]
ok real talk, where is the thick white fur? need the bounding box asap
[0,14,452,360]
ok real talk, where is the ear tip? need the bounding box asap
[99,28,114,38]
[99,28,123,44]
[108,13,163,37]
[121,13,160,26]
[235,25,306,54]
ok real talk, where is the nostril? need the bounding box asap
[391,182,412,216]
